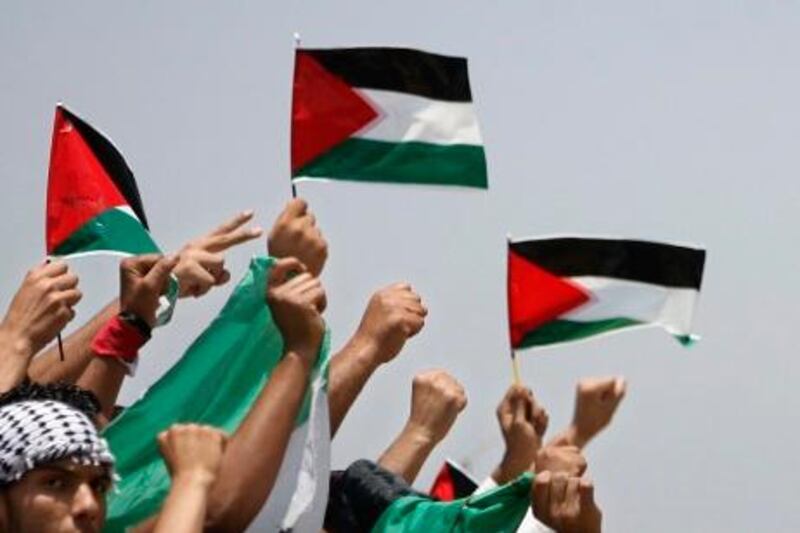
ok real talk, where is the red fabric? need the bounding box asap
[429,463,457,501]
[46,106,127,254]
[507,249,591,347]
[291,51,379,172]
[91,315,148,362]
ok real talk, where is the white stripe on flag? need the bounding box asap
[354,88,482,145]
[564,276,699,334]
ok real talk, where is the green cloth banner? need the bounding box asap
[373,473,533,533]
[103,256,329,532]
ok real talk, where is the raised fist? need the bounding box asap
[572,377,627,447]
[266,257,326,363]
[268,198,328,277]
[175,210,262,298]
[353,283,427,365]
[158,423,227,486]
[532,472,602,533]
[405,370,467,445]
[0,261,82,356]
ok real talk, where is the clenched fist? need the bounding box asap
[119,254,179,327]
[353,283,427,365]
[532,472,602,533]
[0,261,82,357]
[158,424,227,486]
[175,210,263,298]
[572,377,627,447]
[405,370,467,445]
[492,385,549,484]
[266,257,326,364]
[268,199,328,277]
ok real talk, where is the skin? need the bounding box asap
[378,370,467,484]
[267,198,328,278]
[1,460,111,533]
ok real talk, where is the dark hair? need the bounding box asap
[0,381,101,419]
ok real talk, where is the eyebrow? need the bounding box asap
[37,465,112,483]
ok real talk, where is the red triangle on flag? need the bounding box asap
[46,106,128,254]
[508,249,592,347]
[291,51,380,173]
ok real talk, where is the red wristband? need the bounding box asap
[91,315,149,362]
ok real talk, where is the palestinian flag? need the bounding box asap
[508,236,706,349]
[429,459,478,501]
[104,257,331,532]
[291,47,487,189]
[46,104,159,258]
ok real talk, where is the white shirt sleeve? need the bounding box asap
[473,476,555,533]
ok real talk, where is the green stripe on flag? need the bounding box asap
[518,318,641,349]
[52,207,160,257]
[294,138,488,189]
[103,257,330,532]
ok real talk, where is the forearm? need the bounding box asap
[205,352,311,532]
[328,334,381,437]
[153,473,214,533]
[28,299,119,383]
[377,425,437,485]
[75,357,127,427]
[0,328,33,393]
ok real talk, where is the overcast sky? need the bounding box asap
[3,1,799,531]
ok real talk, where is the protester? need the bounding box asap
[0,382,226,533]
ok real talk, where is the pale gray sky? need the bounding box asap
[2,1,798,531]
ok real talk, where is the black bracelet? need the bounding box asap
[117,311,152,339]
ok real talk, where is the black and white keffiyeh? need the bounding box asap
[0,400,114,485]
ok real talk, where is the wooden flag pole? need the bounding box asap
[45,258,65,361]
[290,32,302,199]
[506,234,521,385]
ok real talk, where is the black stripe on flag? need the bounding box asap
[300,47,472,102]
[510,237,705,289]
[60,106,150,229]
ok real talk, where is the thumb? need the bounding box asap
[144,255,179,290]
[268,257,308,287]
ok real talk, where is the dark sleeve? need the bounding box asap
[324,459,428,533]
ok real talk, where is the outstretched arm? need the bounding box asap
[378,370,466,484]
[328,283,426,437]
[204,257,326,532]
[0,261,82,392]
[76,254,178,424]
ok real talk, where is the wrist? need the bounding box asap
[0,324,34,361]
[342,332,383,371]
[492,453,532,485]
[401,421,440,449]
[565,424,589,448]
[283,349,316,375]
[172,468,217,489]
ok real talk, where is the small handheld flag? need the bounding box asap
[507,236,706,350]
[46,105,176,327]
[291,47,488,189]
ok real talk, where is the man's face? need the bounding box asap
[1,460,111,533]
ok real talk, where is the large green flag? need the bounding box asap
[102,257,331,532]
[373,473,532,532]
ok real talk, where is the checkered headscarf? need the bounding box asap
[0,400,115,485]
